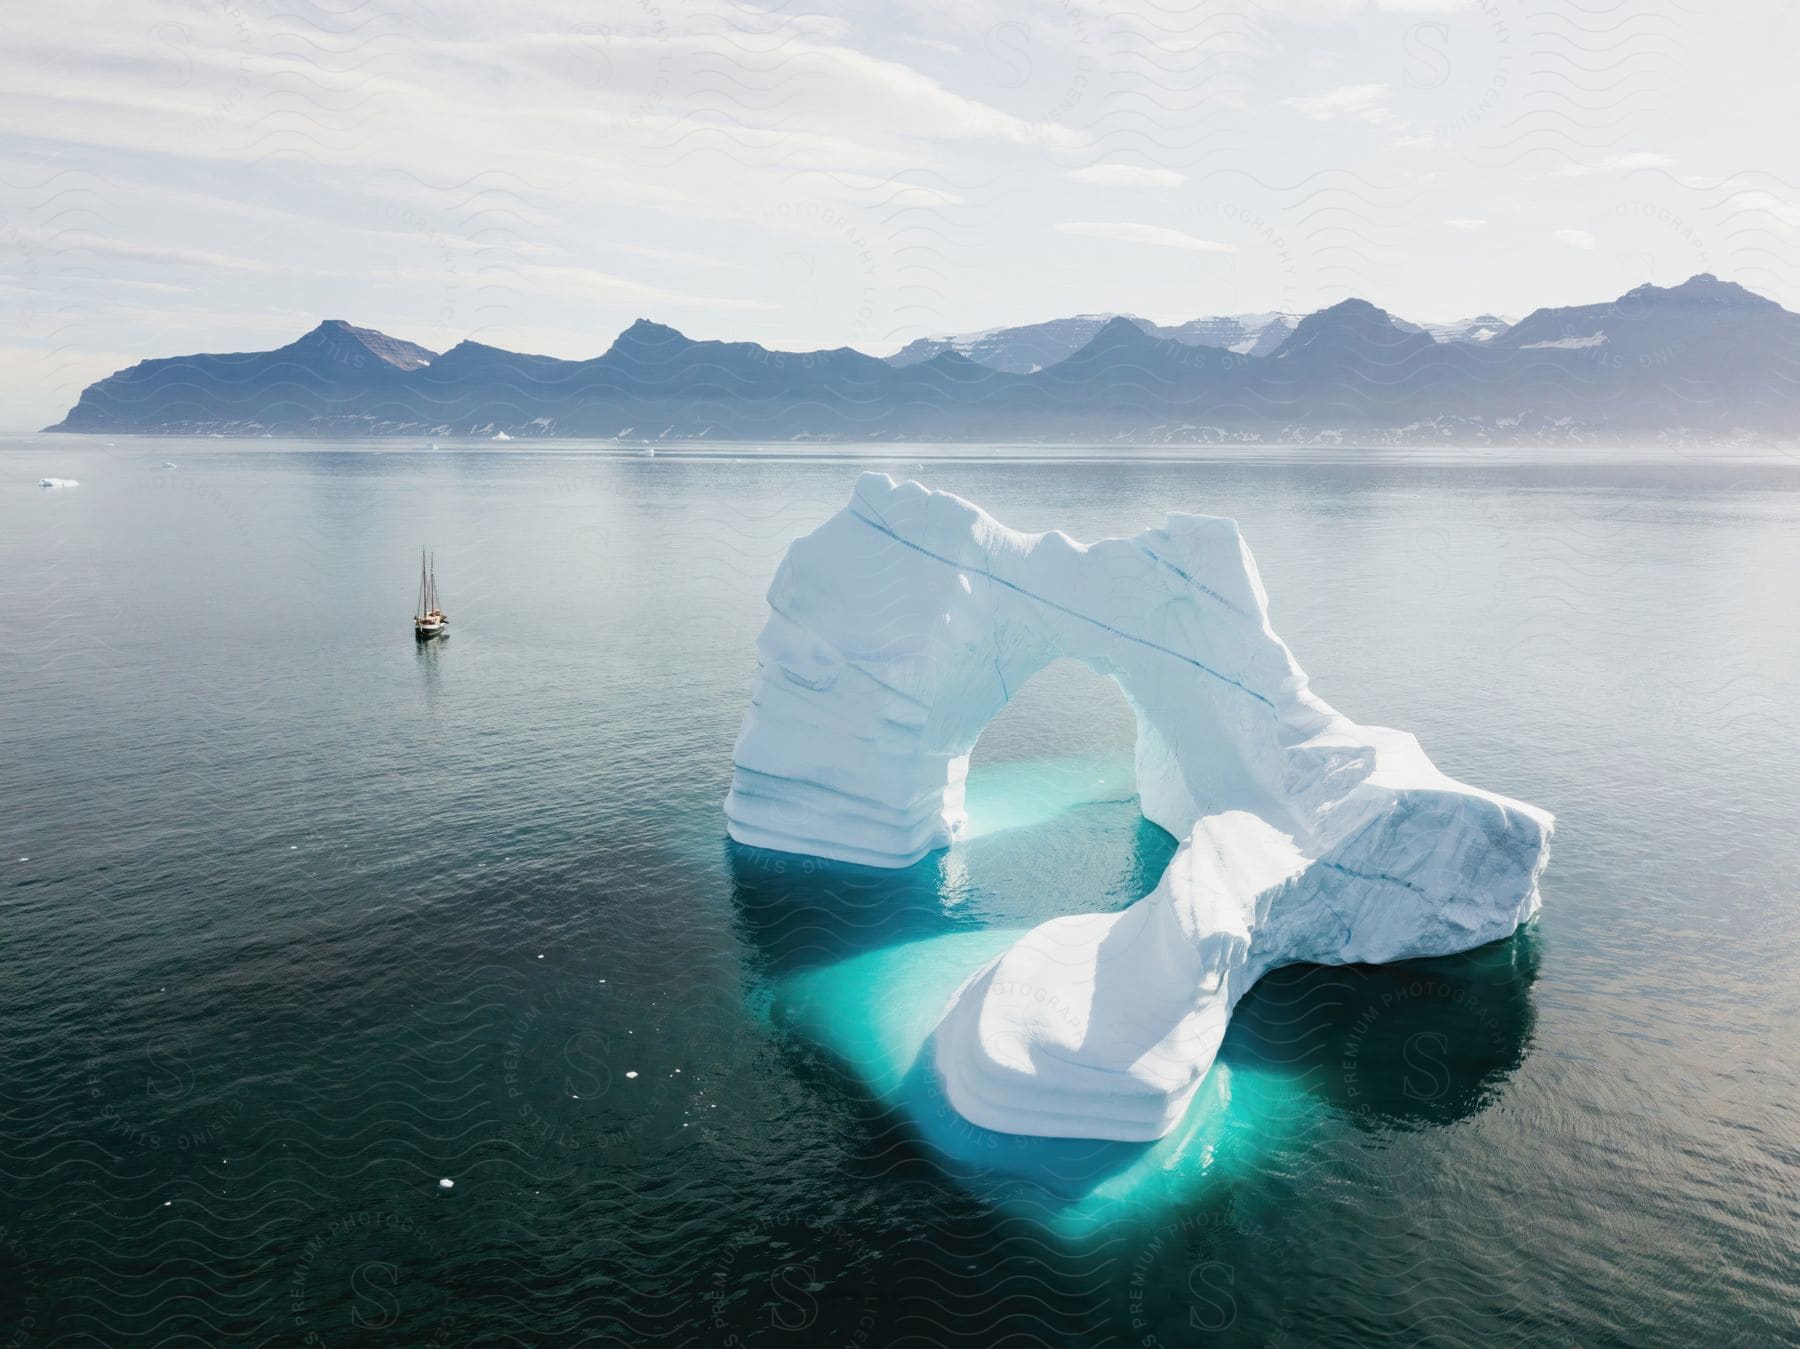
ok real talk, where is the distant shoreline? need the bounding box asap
[15,432,1800,464]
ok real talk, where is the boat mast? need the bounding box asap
[419,547,428,617]
[428,552,438,612]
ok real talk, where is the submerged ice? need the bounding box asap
[726,473,1552,1144]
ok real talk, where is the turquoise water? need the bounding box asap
[4,437,1799,1344]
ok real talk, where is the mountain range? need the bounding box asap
[47,275,1800,443]
[886,311,1306,371]
[885,308,1511,372]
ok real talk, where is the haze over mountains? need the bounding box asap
[47,275,1800,444]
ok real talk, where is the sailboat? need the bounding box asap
[414,549,448,640]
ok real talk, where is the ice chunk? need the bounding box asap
[725,473,1552,1142]
[37,477,79,487]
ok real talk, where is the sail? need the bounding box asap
[415,547,445,623]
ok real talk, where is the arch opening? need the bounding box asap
[952,657,1176,930]
[961,656,1142,840]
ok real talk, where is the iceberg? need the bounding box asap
[725,473,1551,1143]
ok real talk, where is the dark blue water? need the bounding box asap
[4,438,1798,1346]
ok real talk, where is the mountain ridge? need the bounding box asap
[887,309,1308,372]
[46,275,1800,443]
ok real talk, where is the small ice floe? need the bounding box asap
[492,431,511,441]
[625,1071,639,1080]
[438,1177,454,1189]
[38,477,79,488]
[161,461,178,469]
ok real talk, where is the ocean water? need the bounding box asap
[4,436,1798,1346]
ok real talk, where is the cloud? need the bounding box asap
[512,265,776,310]
[1055,222,1236,253]
[899,35,960,55]
[1552,152,1675,178]
[1070,165,1186,188]
[1284,83,1394,124]
[8,228,288,276]
[794,171,967,208]
[1268,0,1478,12]
[793,43,1088,151]
[1722,190,1800,234]
[1446,218,1488,230]
[1554,229,1597,250]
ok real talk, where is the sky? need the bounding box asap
[2,0,1796,428]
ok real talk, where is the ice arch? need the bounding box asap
[725,474,1551,1142]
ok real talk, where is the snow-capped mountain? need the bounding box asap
[888,311,1304,372]
[887,315,1142,374]
[1398,314,1514,343]
[47,276,1800,443]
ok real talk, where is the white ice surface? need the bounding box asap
[725,474,1552,1142]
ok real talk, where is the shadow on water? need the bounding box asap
[1091,814,1177,912]
[756,916,1542,1228]
[414,631,447,695]
[725,842,980,977]
[724,785,1540,1224]
[883,927,1540,1207]
[725,809,1178,980]
[1220,924,1542,1131]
